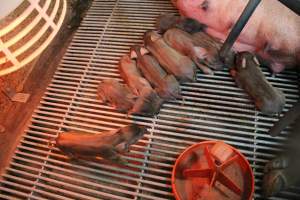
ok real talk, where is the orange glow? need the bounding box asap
[0,0,67,76]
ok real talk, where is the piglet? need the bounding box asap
[144,31,196,82]
[119,54,163,116]
[56,124,147,164]
[131,45,181,100]
[119,55,152,95]
[164,28,228,74]
[130,87,163,116]
[230,52,285,115]
[192,31,235,68]
[98,79,136,112]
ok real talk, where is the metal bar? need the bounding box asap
[219,0,261,59]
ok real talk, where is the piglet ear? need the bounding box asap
[252,56,260,66]
[193,46,208,59]
[148,31,161,41]
[140,47,149,55]
[130,46,139,59]
[200,0,209,11]
[130,50,138,59]
[241,57,247,69]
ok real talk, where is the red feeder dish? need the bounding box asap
[172,141,254,200]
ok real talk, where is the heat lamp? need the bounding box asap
[0,0,67,76]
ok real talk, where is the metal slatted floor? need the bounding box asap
[1,0,300,199]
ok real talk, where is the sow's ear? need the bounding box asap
[200,0,209,11]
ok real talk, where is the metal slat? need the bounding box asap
[1,0,299,199]
[13,151,170,189]
[12,156,172,198]
[14,147,172,183]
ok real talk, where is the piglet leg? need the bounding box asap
[100,147,128,165]
[191,47,214,74]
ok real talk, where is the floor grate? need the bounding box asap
[1,0,300,199]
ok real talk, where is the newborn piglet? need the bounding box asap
[130,87,163,116]
[119,54,163,116]
[56,124,147,164]
[131,45,181,100]
[192,31,235,69]
[98,79,136,112]
[144,31,196,83]
[156,13,206,34]
[164,28,224,74]
[231,52,285,115]
[119,55,152,95]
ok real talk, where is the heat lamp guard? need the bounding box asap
[0,0,67,76]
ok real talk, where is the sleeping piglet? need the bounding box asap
[144,31,196,82]
[131,45,181,100]
[163,28,235,73]
[119,54,163,116]
[98,79,136,112]
[119,55,152,95]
